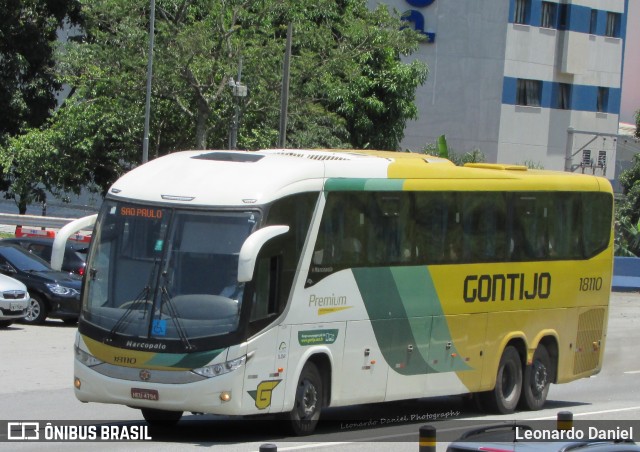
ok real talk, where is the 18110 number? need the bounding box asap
[579,277,602,291]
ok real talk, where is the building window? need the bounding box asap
[597,151,607,169]
[589,10,598,34]
[541,2,557,29]
[605,12,620,37]
[597,87,609,113]
[558,4,568,30]
[557,83,571,110]
[516,79,541,107]
[514,0,529,25]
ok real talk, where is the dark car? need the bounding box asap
[0,244,82,324]
[2,237,87,276]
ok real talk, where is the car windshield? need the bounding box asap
[82,200,260,347]
[1,246,51,272]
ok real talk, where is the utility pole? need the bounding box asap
[142,0,155,164]
[228,58,247,150]
[278,23,293,149]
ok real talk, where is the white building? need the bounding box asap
[371,0,628,179]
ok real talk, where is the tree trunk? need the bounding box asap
[194,100,209,150]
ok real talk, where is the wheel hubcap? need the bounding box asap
[532,361,548,395]
[25,299,40,321]
[299,380,318,418]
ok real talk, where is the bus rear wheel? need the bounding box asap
[479,345,522,414]
[287,362,323,436]
[519,345,551,411]
[141,408,182,426]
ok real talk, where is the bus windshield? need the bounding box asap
[82,200,260,347]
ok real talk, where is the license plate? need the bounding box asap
[131,388,159,401]
[9,303,22,311]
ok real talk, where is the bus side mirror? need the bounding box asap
[238,225,289,282]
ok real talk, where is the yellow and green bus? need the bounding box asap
[68,149,613,435]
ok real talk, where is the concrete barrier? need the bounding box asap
[612,257,640,291]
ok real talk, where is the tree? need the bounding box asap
[0,0,82,143]
[60,0,427,153]
[0,0,428,211]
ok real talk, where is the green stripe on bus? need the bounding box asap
[324,178,405,191]
[352,266,470,375]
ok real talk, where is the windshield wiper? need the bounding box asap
[159,271,194,351]
[107,259,159,340]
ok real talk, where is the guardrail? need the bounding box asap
[0,213,79,229]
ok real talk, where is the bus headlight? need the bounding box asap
[192,355,246,378]
[75,345,103,367]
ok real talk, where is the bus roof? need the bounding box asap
[107,149,611,206]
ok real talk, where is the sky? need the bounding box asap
[620,0,640,124]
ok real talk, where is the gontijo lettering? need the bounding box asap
[464,272,551,302]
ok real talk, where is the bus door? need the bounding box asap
[242,255,290,414]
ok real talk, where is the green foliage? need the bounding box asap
[0,0,428,211]
[420,138,485,166]
[521,160,544,169]
[613,152,640,256]
[617,153,640,226]
[0,0,82,142]
[636,109,640,139]
[615,216,640,257]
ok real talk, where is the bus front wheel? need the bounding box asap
[479,345,522,414]
[141,408,183,426]
[519,345,551,411]
[287,362,323,436]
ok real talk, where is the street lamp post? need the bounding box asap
[228,59,247,150]
[142,0,155,164]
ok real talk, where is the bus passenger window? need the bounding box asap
[414,193,456,264]
[511,195,550,261]
[582,192,612,257]
[461,193,507,263]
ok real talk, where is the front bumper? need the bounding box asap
[0,299,29,320]
[47,295,81,319]
[74,358,246,416]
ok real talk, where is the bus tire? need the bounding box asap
[141,408,182,426]
[287,361,323,436]
[480,345,522,414]
[519,345,551,411]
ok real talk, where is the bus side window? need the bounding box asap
[549,193,584,259]
[461,193,507,262]
[511,195,549,261]
[414,192,456,264]
[582,192,613,257]
[250,256,280,324]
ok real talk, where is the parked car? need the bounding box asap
[0,244,81,324]
[446,424,640,452]
[0,273,30,328]
[2,237,87,276]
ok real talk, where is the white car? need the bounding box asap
[0,273,30,328]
